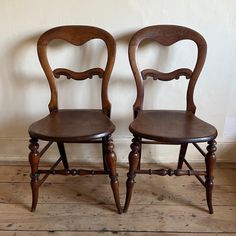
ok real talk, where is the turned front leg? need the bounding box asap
[205,140,217,214]
[28,138,40,212]
[123,137,140,213]
[104,136,122,214]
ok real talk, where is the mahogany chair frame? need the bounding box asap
[28,25,122,213]
[124,25,217,214]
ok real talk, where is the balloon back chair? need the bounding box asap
[28,25,122,213]
[124,25,217,214]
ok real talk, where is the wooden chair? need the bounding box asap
[28,25,122,214]
[124,25,217,214]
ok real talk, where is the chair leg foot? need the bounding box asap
[104,136,122,214]
[28,138,40,212]
[123,175,136,213]
[206,177,214,214]
[205,140,217,214]
[30,181,39,212]
[123,137,140,213]
[110,176,122,214]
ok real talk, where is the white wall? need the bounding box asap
[0,0,235,163]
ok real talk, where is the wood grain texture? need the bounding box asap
[53,68,104,81]
[29,110,115,142]
[0,163,235,183]
[0,204,235,232]
[0,182,235,206]
[129,24,207,115]
[0,163,235,235]
[129,110,217,143]
[2,233,236,236]
[28,26,121,213]
[126,25,217,214]
[141,68,192,81]
[37,25,115,114]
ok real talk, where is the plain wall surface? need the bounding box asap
[0,0,235,162]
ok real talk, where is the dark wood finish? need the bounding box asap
[29,110,115,142]
[38,169,108,175]
[28,25,121,213]
[37,25,115,116]
[137,138,142,170]
[129,110,217,144]
[183,158,206,187]
[53,68,104,80]
[124,137,141,213]
[1,163,236,234]
[205,140,217,214]
[177,143,188,169]
[57,142,69,169]
[102,137,109,171]
[28,138,40,212]
[141,68,192,81]
[104,136,122,214]
[124,25,218,214]
[129,25,207,117]
[135,168,206,176]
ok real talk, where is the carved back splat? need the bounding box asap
[129,25,207,117]
[37,25,116,116]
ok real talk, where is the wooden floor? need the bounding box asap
[0,162,235,235]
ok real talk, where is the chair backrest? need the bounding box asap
[128,25,207,118]
[37,25,116,117]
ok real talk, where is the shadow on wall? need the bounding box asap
[218,142,236,163]
[115,31,188,111]
[0,33,110,135]
[0,29,171,138]
[114,30,172,112]
[0,30,209,163]
[0,31,135,162]
[0,33,42,139]
[114,31,184,163]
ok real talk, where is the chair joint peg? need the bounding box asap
[148,169,152,175]
[30,172,40,181]
[109,173,118,182]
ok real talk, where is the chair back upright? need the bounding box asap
[37,25,116,117]
[128,25,207,118]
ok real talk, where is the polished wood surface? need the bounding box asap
[37,25,115,115]
[130,110,217,144]
[128,24,207,117]
[0,162,235,235]
[29,110,115,142]
[28,26,121,213]
[124,25,218,214]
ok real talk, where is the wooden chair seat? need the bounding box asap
[124,25,218,215]
[28,26,122,214]
[129,110,217,144]
[29,109,115,142]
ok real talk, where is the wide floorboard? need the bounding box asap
[0,162,235,235]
